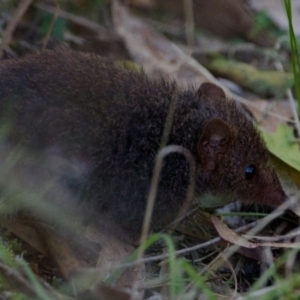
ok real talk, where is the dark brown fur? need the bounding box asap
[0,49,285,241]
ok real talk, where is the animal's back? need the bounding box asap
[0,50,168,151]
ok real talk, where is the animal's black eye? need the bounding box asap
[245,165,255,180]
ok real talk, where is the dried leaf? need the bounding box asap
[249,99,292,133]
[0,220,46,255]
[211,216,257,248]
[212,216,300,249]
[112,0,216,88]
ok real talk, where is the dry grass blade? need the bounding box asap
[42,0,61,49]
[0,0,33,57]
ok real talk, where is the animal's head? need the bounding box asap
[195,83,286,208]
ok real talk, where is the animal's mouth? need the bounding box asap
[249,186,287,207]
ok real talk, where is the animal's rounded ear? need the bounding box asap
[197,118,234,171]
[197,82,226,99]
